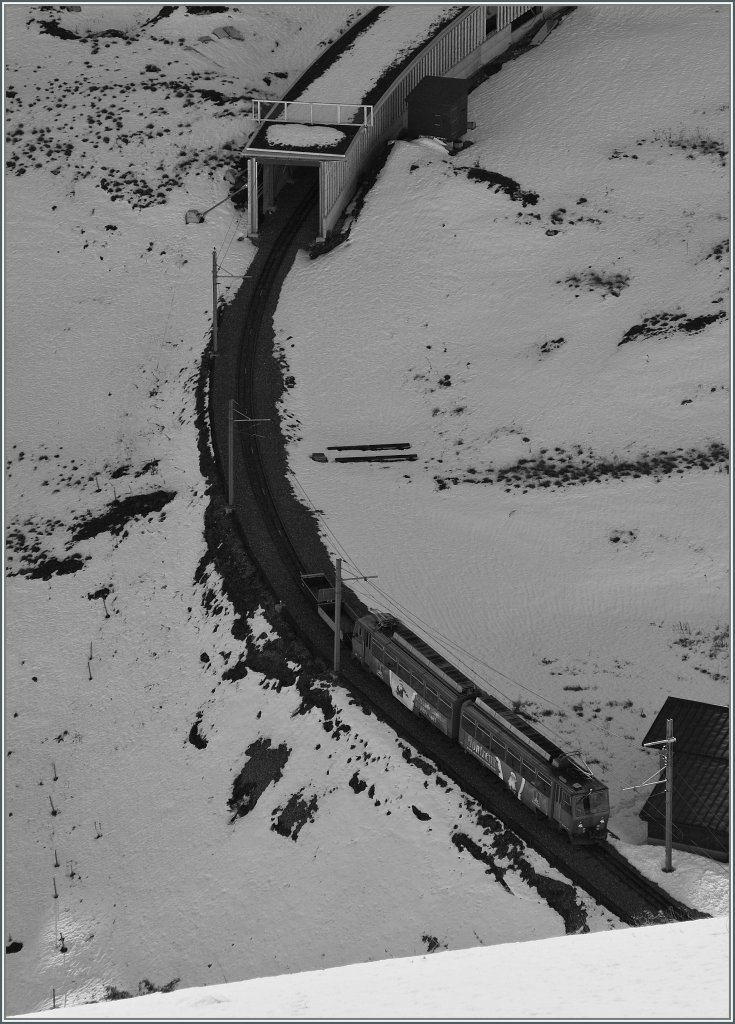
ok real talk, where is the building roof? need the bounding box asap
[641,697,729,762]
[639,754,729,835]
[406,75,468,106]
[640,697,730,851]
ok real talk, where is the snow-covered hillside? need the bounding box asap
[3,3,730,1019]
[275,2,730,844]
[19,917,733,1021]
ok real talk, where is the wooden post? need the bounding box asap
[212,248,218,356]
[333,557,342,674]
[663,718,675,872]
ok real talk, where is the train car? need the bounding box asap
[459,696,609,843]
[352,613,474,738]
[351,610,609,843]
[300,572,358,641]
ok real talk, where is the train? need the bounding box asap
[302,573,610,843]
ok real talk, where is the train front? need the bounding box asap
[572,786,610,842]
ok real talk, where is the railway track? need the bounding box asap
[208,179,706,929]
[235,183,319,581]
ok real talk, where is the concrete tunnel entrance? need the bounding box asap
[247,158,321,240]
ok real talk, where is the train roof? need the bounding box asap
[381,616,475,696]
[469,698,604,791]
[365,613,604,791]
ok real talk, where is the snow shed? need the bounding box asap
[242,5,548,239]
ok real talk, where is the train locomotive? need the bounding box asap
[351,611,610,843]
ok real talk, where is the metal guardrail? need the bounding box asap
[249,97,373,128]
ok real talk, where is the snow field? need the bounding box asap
[274,4,730,845]
[3,3,729,1016]
[19,917,732,1021]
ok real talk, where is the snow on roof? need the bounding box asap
[265,123,346,151]
[293,6,463,106]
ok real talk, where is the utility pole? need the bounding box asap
[642,718,676,872]
[333,558,342,673]
[212,248,218,356]
[211,249,250,358]
[331,559,377,674]
[228,397,234,505]
[227,399,270,509]
[663,718,675,872]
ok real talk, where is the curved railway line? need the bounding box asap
[207,178,706,929]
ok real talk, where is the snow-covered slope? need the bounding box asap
[274,2,730,844]
[3,3,730,1019]
[19,917,732,1021]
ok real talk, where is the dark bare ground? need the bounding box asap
[23,553,86,580]
[452,831,512,893]
[454,826,590,933]
[399,743,435,776]
[619,309,726,345]
[271,789,319,841]
[461,167,539,206]
[188,712,207,750]
[228,738,291,822]
[435,441,728,492]
[348,771,367,794]
[72,489,176,542]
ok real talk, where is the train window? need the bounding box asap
[536,774,551,797]
[365,633,371,649]
[590,790,609,813]
[575,791,609,816]
[476,728,491,748]
[520,760,536,785]
[560,791,572,811]
[506,749,521,772]
[462,717,476,738]
[490,737,506,760]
